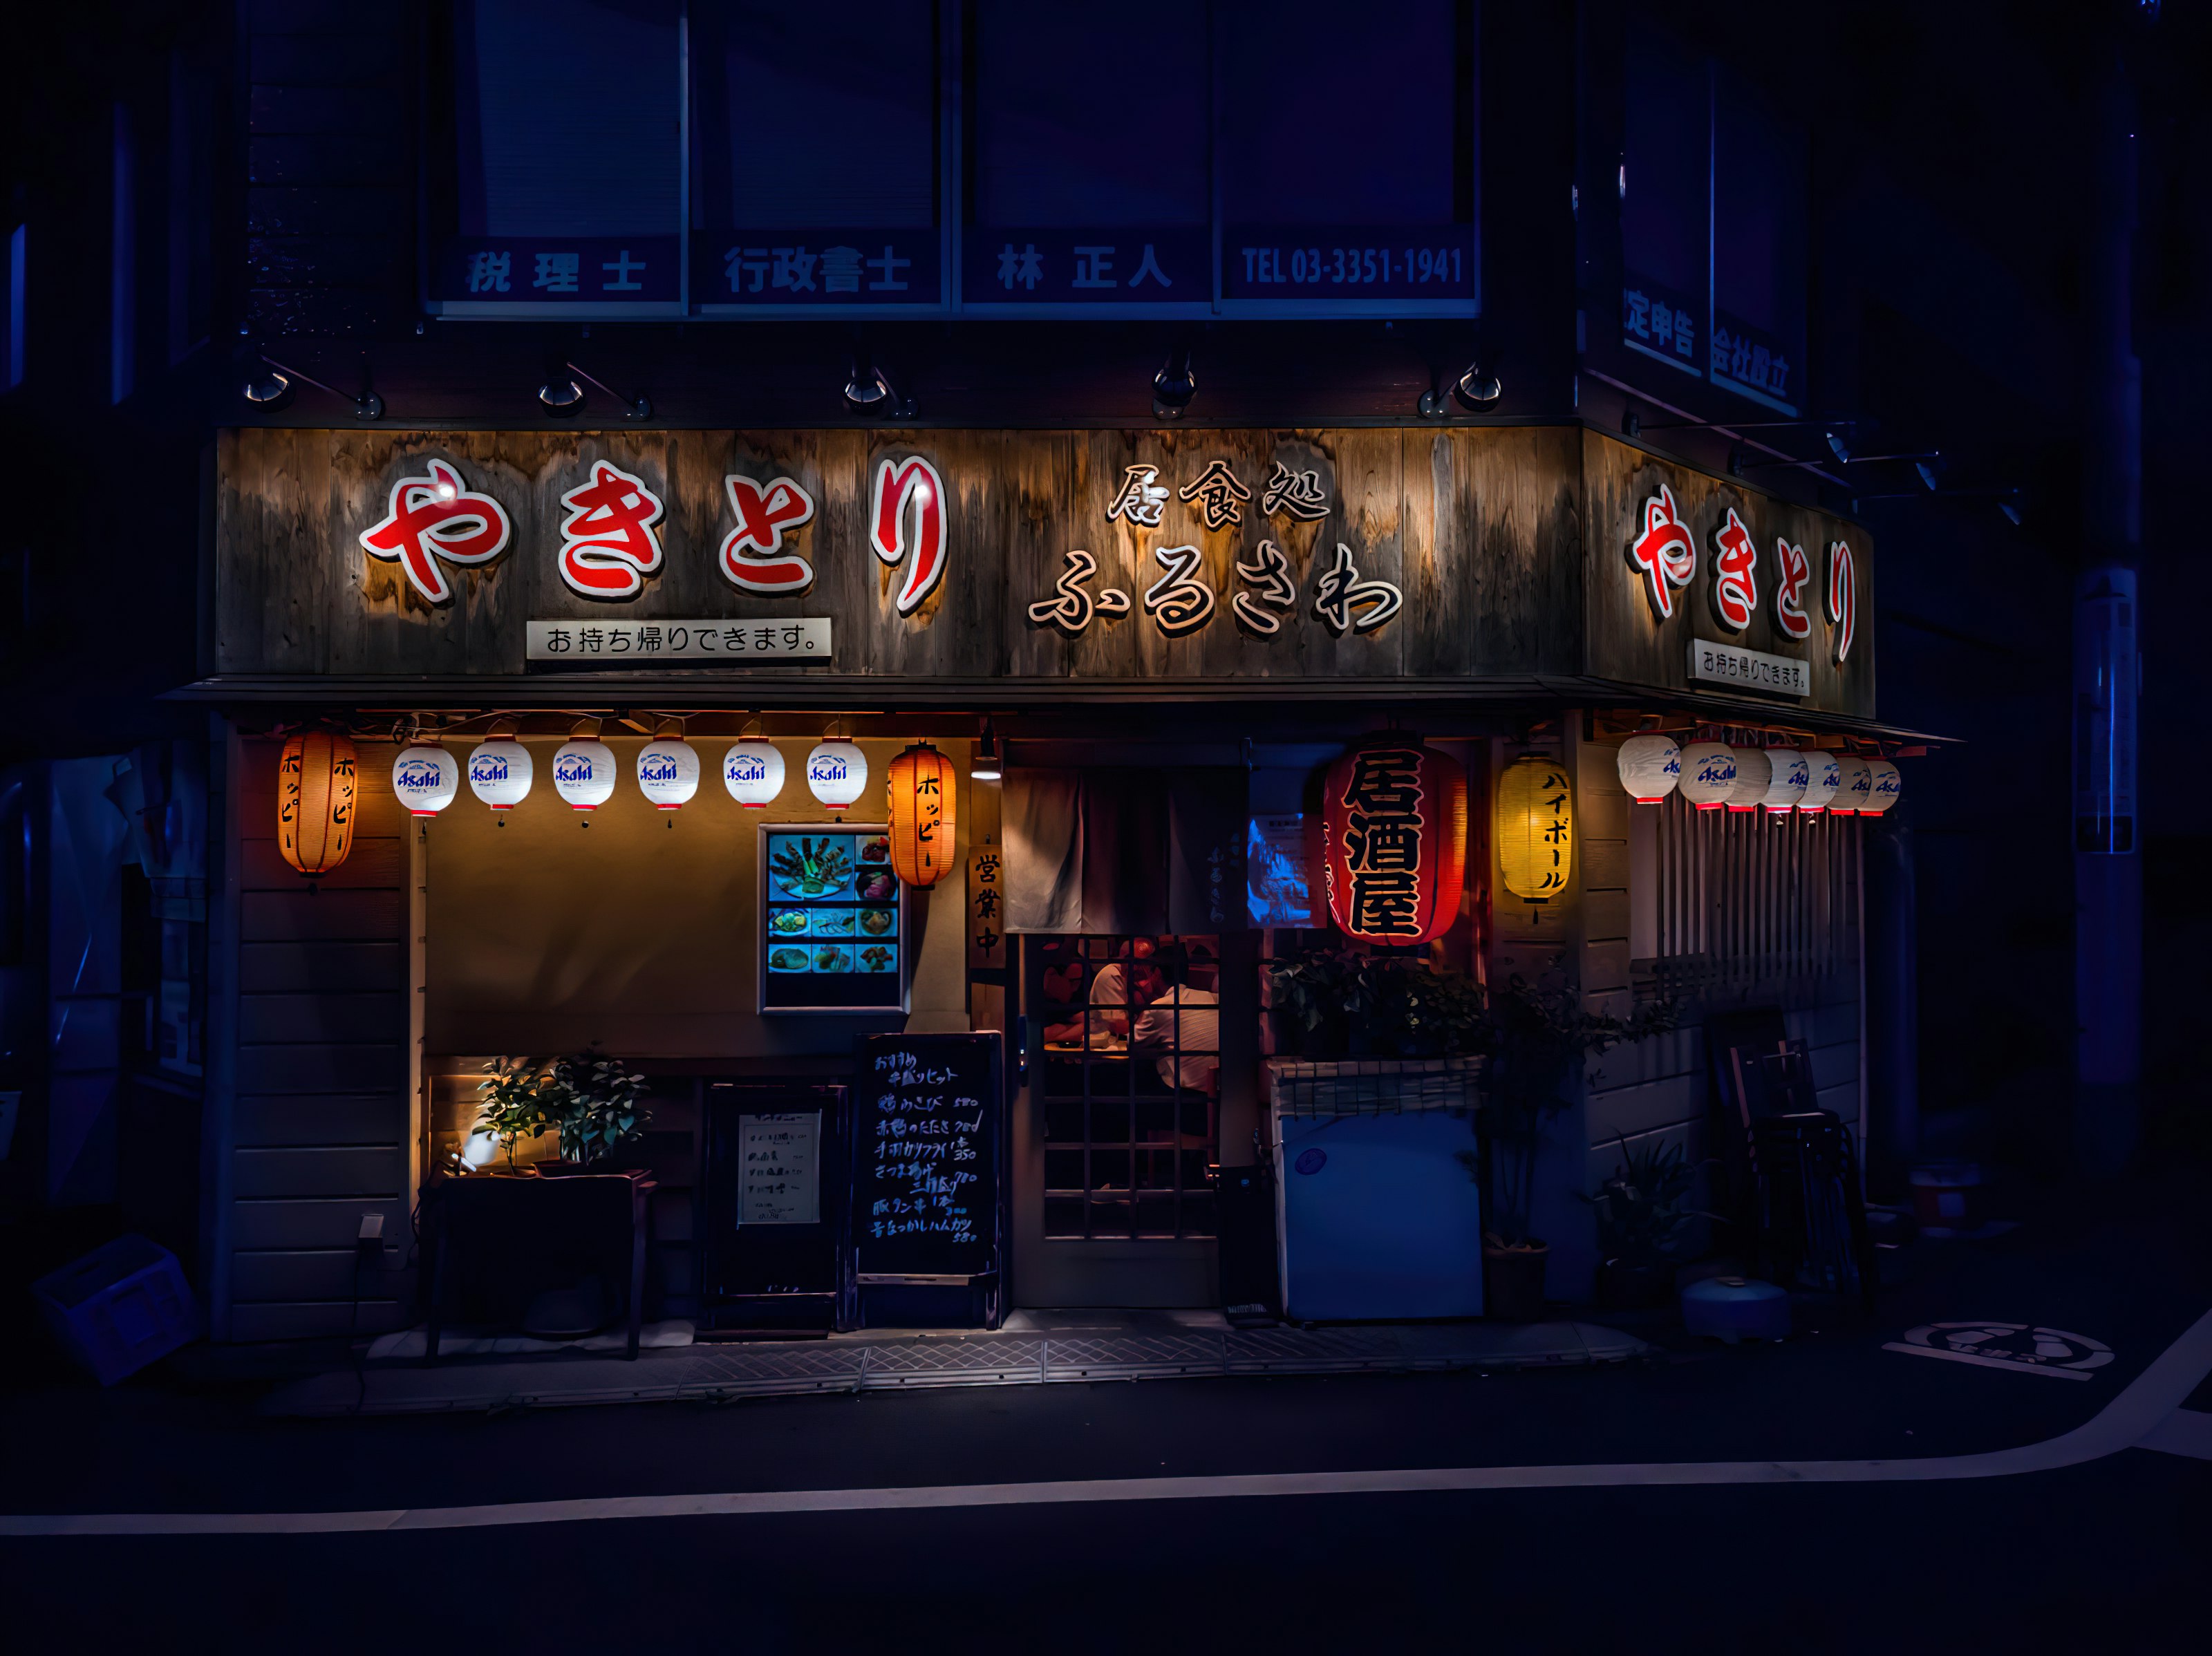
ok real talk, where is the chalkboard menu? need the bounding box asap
[852,1033,1003,1283]
[760,825,908,1013]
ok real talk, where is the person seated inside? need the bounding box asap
[1042,938,1158,1045]
[1130,941,1219,1098]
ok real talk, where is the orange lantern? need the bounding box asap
[1320,737,1467,945]
[885,743,957,888]
[278,731,358,877]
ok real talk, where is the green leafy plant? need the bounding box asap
[544,1051,652,1167]
[1582,1133,1717,1272]
[1267,948,1488,1061]
[472,1056,557,1171]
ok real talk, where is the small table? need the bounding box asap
[420,1172,657,1362]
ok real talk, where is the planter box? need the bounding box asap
[1264,1056,1485,1118]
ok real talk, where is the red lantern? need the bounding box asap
[278,731,358,878]
[1320,737,1467,946]
[885,743,957,888]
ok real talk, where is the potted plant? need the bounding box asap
[1584,1133,1716,1308]
[1464,976,1675,1320]
[470,1055,559,1173]
[468,1051,651,1176]
[1265,947,1488,1113]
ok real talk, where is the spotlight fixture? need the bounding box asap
[1824,428,1854,464]
[1152,348,1196,420]
[536,359,650,420]
[843,358,914,420]
[1998,489,2025,527]
[1913,453,1947,492]
[1450,360,1502,412]
[971,720,1002,782]
[236,346,382,419]
[1846,483,2024,525]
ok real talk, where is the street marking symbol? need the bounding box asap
[1884,1320,2113,1382]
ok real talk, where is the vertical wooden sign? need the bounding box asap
[966,844,1006,971]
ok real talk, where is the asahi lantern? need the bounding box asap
[806,740,868,810]
[1677,741,1737,811]
[1832,756,1875,815]
[1321,738,1467,943]
[552,739,617,811]
[1723,746,1771,813]
[1615,734,1681,804]
[467,739,532,809]
[885,743,958,887]
[1761,749,1811,813]
[277,731,357,877]
[1799,752,1844,813]
[391,744,458,818]
[637,738,700,810]
[1496,753,1573,903]
[1864,758,1903,816]
[722,740,785,808]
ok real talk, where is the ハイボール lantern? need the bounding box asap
[1799,752,1843,812]
[1615,735,1680,804]
[1863,758,1903,815]
[467,739,532,809]
[722,739,785,808]
[1761,749,1811,813]
[885,743,958,887]
[278,731,358,876]
[1320,737,1468,941]
[1831,756,1874,814]
[1723,746,1770,813]
[806,740,868,810]
[1496,753,1573,903]
[637,738,700,810]
[391,744,458,817]
[1677,741,1737,811]
[552,739,617,810]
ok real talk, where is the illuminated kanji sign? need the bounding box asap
[1261,462,1330,522]
[1320,740,1467,946]
[358,459,512,605]
[720,474,817,594]
[555,462,666,599]
[1105,464,1169,527]
[1027,548,1130,636]
[1826,539,1859,664]
[1143,544,1215,637]
[1708,506,1759,633]
[1628,484,1698,620]
[1178,460,1252,531]
[1773,538,1812,639]
[870,456,948,616]
[1312,543,1401,635]
[1232,538,1297,634]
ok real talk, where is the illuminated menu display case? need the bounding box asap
[758,825,909,1014]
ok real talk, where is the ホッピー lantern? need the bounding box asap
[1799,752,1843,813]
[278,731,357,876]
[552,738,617,810]
[1761,749,1810,813]
[1615,734,1680,804]
[885,743,958,887]
[806,740,868,810]
[1723,746,1771,813]
[467,739,532,809]
[1677,741,1737,811]
[1320,737,1468,943]
[637,737,700,810]
[723,739,785,808]
[391,744,458,818]
[1496,753,1574,903]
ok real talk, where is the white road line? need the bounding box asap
[1881,1343,2096,1380]
[2137,1407,2212,1460]
[6,1306,2209,1539]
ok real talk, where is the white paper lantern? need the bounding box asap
[1761,749,1810,813]
[1724,746,1771,813]
[1615,735,1680,804]
[637,738,700,810]
[1677,741,1737,811]
[1799,753,1843,813]
[1864,758,1903,816]
[391,744,458,818]
[805,740,868,809]
[1832,756,1875,815]
[552,739,618,811]
[722,740,785,809]
[466,739,532,810]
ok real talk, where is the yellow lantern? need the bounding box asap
[278,731,358,877]
[1497,753,1573,903]
[885,743,957,887]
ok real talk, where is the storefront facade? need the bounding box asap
[191,421,1906,1337]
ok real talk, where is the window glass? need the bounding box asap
[1714,71,1807,409]
[1620,23,1706,303]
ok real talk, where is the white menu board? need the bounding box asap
[737,1112,821,1227]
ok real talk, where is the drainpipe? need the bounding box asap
[1864,814,1918,1197]
[2072,40,2141,1176]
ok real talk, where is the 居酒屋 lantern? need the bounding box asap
[1799,752,1843,813]
[1831,756,1874,814]
[1723,746,1771,813]
[1615,734,1680,804]
[391,743,458,818]
[278,731,357,876]
[467,739,532,809]
[885,743,958,887]
[637,737,700,810]
[1320,737,1468,941]
[1863,758,1903,815]
[553,738,617,810]
[1677,741,1737,811]
[723,739,785,808]
[806,740,868,810]
[1761,749,1811,813]
[1496,753,1573,903]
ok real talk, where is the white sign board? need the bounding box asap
[1688,637,1811,697]
[526,617,832,663]
[737,1111,821,1227]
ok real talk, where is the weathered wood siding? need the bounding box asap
[223,738,413,1341]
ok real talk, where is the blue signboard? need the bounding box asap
[1222,226,1473,301]
[1620,272,1703,378]
[695,230,942,308]
[1710,309,1799,413]
[960,229,1208,305]
[438,236,682,305]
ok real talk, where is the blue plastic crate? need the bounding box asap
[32,1234,200,1386]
